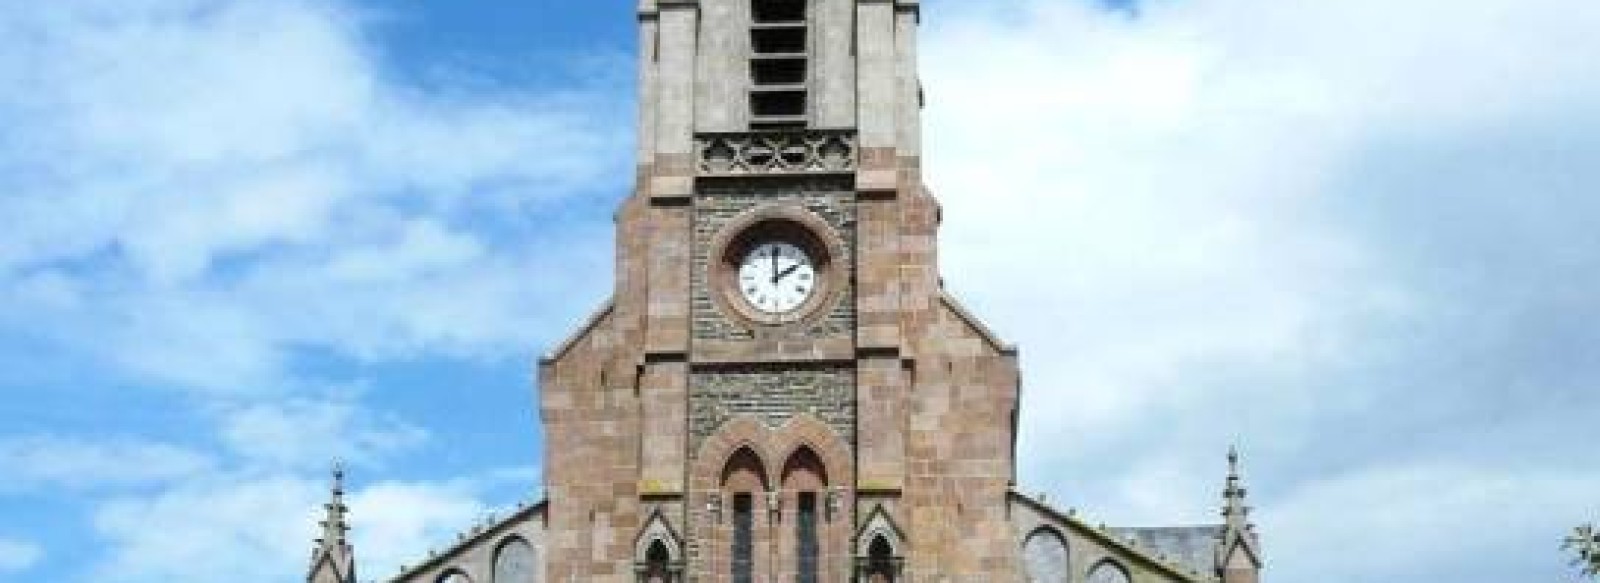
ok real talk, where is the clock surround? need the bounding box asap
[708,205,844,329]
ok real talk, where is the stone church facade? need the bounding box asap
[305,1,1265,582]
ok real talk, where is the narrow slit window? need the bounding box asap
[732,494,754,583]
[797,492,819,583]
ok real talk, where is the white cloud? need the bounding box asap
[91,474,323,583]
[923,0,1600,579]
[924,0,1600,471]
[89,471,507,583]
[0,436,212,493]
[347,479,495,578]
[926,0,1381,460]
[0,0,623,395]
[0,538,43,573]
[218,398,428,470]
[1263,462,1600,580]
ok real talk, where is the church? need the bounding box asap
[305,0,1265,581]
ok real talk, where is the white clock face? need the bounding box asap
[738,241,817,314]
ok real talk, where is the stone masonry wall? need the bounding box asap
[692,177,856,343]
[689,363,855,453]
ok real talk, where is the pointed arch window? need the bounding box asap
[493,536,537,583]
[863,536,897,583]
[635,511,683,583]
[1022,527,1069,582]
[642,540,672,583]
[781,446,827,583]
[854,504,903,583]
[721,446,768,583]
[1086,560,1132,583]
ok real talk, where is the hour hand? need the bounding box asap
[776,264,802,281]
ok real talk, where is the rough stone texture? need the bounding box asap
[894,5,921,156]
[691,178,856,343]
[689,363,855,451]
[854,1,897,151]
[813,0,857,128]
[694,0,745,132]
[895,294,1021,582]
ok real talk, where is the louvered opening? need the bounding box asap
[751,57,807,86]
[750,0,808,130]
[752,0,805,24]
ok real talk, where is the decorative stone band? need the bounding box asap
[695,130,857,176]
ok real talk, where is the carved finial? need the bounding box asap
[1216,446,1264,577]
[308,461,356,583]
[1223,446,1249,525]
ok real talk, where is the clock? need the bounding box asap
[737,241,817,314]
[710,209,842,328]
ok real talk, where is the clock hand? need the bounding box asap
[776,263,802,281]
[770,246,780,284]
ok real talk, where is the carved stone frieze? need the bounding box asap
[695,130,857,176]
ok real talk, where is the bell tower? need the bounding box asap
[539,0,1021,580]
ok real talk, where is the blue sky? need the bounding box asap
[0,0,1597,581]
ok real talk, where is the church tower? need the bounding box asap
[537,0,1023,580]
[349,2,1265,582]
